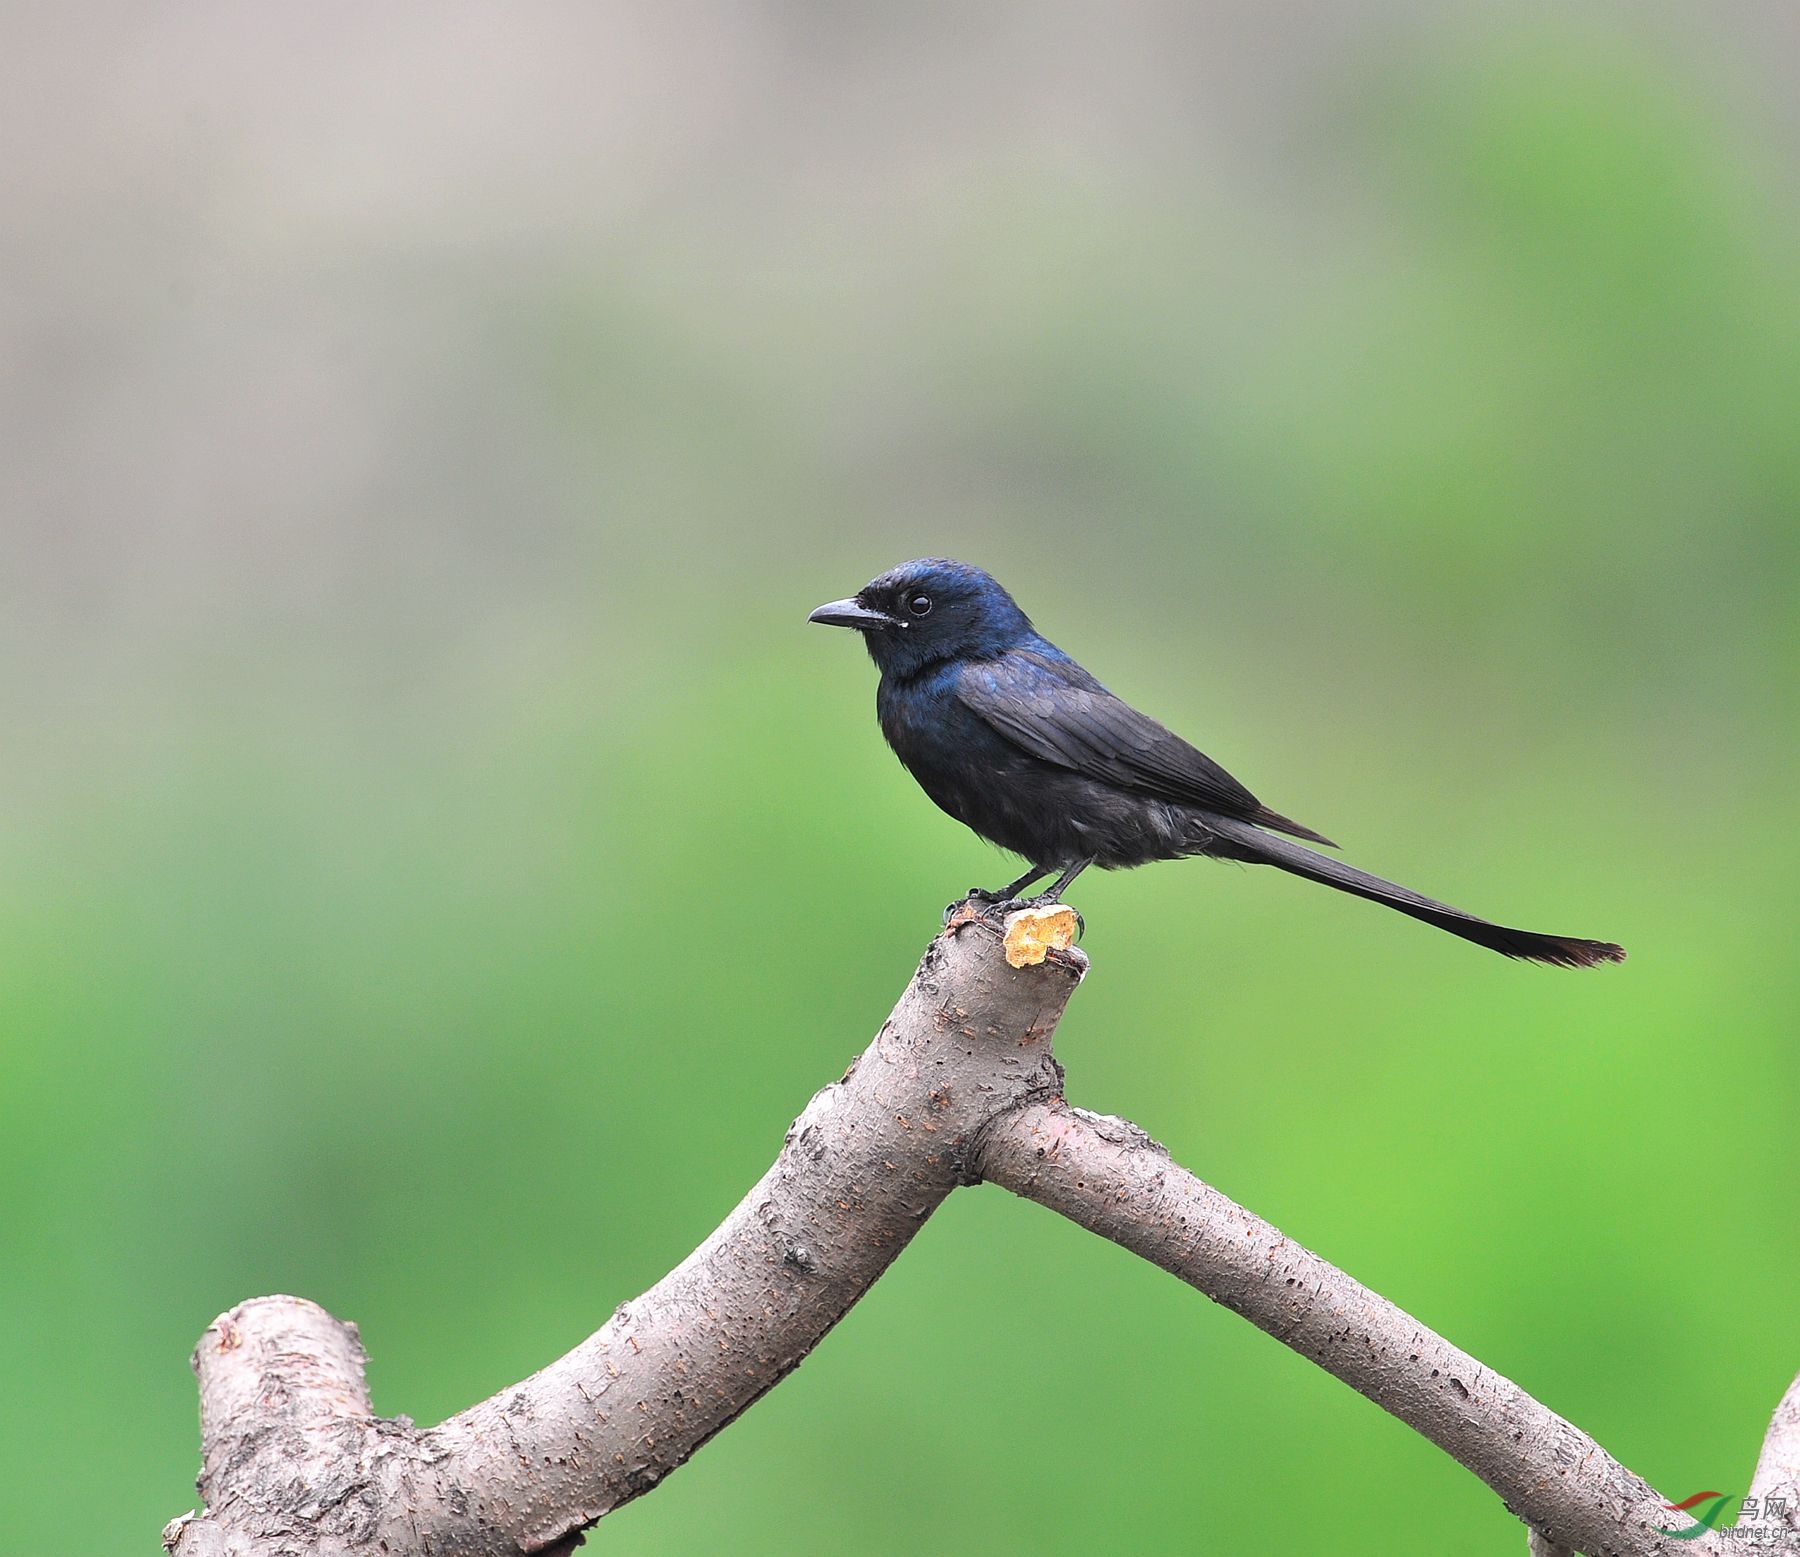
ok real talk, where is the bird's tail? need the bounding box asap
[1204,816,1625,968]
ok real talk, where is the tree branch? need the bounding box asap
[168,915,1084,1555]
[167,912,1785,1556]
[971,1100,1717,1557]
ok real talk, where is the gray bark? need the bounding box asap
[1751,1370,1800,1539]
[166,912,1790,1556]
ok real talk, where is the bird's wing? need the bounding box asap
[954,650,1336,846]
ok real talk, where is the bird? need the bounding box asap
[808,558,1623,967]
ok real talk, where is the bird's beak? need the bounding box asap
[808,597,902,631]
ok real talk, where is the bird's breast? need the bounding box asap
[877,676,985,789]
[878,677,998,804]
[876,673,1086,859]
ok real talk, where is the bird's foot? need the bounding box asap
[945,892,1085,939]
[944,897,1001,926]
[944,890,1085,940]
[943,893,1017,926]
[944,886,1011,923]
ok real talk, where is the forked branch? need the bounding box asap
[166,912,1789,1556]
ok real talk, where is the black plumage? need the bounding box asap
[809,558,1624,967]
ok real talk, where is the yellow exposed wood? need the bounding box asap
[1002,905,1080,967]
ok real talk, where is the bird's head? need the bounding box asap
[808,558,1033,677]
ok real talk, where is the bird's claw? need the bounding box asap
[945,886,1008,925]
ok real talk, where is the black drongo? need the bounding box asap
[809,558,1623,967]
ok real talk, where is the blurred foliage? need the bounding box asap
[2,10,1797,1555]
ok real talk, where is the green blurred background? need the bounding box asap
[3,4,1796,1552]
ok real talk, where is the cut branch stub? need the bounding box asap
[165,1295,379,1556]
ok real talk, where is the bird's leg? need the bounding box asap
[945,865,1051,925]
[971,865,1052,903]
[1030,857,1093,905]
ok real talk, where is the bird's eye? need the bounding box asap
[906,593,933,617]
